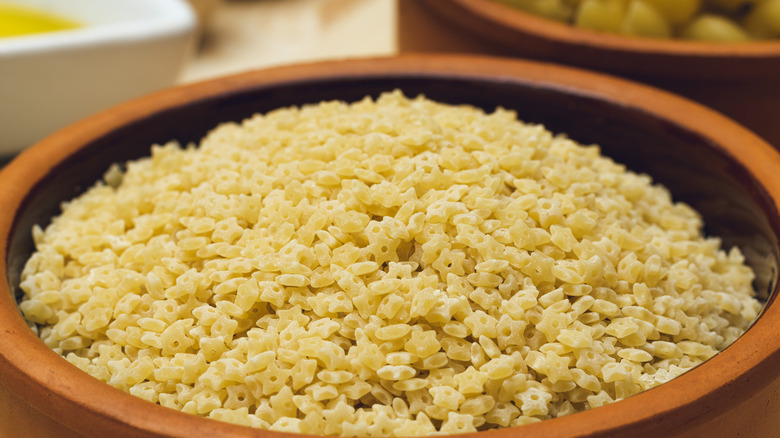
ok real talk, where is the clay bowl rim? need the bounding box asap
[423,0,780,78]
[1,54,780,438]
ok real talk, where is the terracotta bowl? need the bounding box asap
[397,0,780,149]
[1,55,780,438]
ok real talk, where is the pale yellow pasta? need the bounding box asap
[19,91,761,436]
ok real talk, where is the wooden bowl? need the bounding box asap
[397,0,780,149]
[1,55,780,437]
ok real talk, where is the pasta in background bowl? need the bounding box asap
[495,0,780,41]
[1,55,780,438]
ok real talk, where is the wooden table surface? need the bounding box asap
[180,0,398,84]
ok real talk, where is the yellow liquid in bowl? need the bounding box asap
[0,3,81,38]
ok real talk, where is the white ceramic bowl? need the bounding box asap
[0,0,196,156]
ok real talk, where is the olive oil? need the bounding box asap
[0,3,81,38]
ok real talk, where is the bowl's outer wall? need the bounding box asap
[397,0,780,150]
[2,56,780,437]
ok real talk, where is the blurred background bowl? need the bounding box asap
[1,55,780,437]
[397,0,780,149]
[0,0,196,156]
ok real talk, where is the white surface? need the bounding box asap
[0,0,197,155]
[181,0,397,84]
